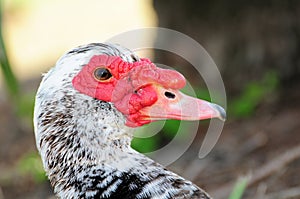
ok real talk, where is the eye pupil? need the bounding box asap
[94,68,112,81]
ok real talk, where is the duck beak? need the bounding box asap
[140,85,226,122]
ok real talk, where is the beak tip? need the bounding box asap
[211,103,227,121]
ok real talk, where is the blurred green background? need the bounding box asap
[1,0,300,199]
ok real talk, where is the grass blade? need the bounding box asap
[0,0,20,97]
[228,176,249,199]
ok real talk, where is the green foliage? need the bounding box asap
[131,120,180,153]
[0,0,20,98]
[194,87,212,102]
[131,135,159,153]
[17,92,35,119]
[17,152,47,183]
[0,0,35,121]
[228,176,249,199]
[229,71,279,117]
[0,0,46,185]
[162,119,180,137]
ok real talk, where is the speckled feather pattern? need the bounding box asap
[33,43,211,199]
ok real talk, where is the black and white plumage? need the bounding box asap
[34,43,225,199]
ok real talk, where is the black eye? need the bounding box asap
[93,67,112,81]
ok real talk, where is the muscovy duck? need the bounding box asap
[34,43,225,199]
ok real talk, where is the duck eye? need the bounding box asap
[93,67,112,81]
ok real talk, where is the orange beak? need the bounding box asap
[140,85,226,122]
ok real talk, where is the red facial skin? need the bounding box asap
[73,55,225,127]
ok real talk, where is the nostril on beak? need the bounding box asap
[164,91,176,99]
